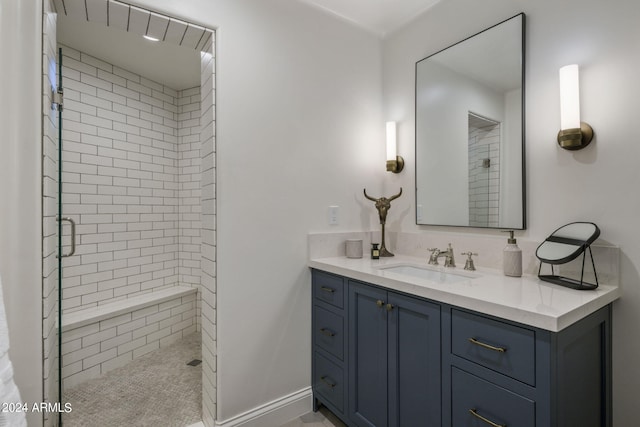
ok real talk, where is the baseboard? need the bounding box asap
[215,387,312,427]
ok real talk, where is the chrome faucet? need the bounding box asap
[427,243,456,267]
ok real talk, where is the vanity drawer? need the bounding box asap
[452,367,535,427]
[312,270,344,309]
[451,309,536,385]
[313,305,344,360]
[314,352,345,413]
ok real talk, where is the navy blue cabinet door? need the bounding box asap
[387,292,441,427]
[348,281,442,427]
[348,282,388,427]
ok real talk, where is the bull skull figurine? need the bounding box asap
[364,188,402,257]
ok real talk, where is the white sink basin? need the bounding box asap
[377,264,476,284]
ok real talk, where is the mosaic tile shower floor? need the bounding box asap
[63,332,202,427]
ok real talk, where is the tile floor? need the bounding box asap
[280,406,347,427]
[63,332,202,427]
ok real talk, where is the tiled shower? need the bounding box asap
[41,1,217,425]
[58,45,202,384]
[468,113,501,228]
[58,47,202,316]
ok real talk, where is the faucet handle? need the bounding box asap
[427,248,440,265]
[461,252,478,271]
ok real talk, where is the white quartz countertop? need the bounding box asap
[309,255,620,332]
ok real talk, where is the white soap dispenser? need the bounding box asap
[503,230,522,277]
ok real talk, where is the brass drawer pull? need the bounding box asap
[376,299,385,308]
[469,408,506,427]
[320,328,336,337]
[468,337,507,353]
[320,375,336,389]
[386,303,394,312]
[320,286,335,293]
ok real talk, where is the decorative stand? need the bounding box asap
[535,222,600,290]
[379,222,393,257]
[363,188,402,257]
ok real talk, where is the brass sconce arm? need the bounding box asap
[386,156,405,173]
[557,122,594,150]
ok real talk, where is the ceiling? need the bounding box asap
[55,0,443,90]
[298,0,442,37]
[55,0,208,90]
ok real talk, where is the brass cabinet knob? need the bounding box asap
[320,328,335,337]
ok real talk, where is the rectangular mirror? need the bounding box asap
[415,13,525,229]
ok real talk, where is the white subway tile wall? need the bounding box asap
[178,86,203,331]
[200,34,217,427]
[468,120,500,228]
[59,45,201,313]
[42,2,59,425]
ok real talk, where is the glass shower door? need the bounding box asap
[56,47,76,426]
[56,46,63,427]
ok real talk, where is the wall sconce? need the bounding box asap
[558,64,594,150]
[386,121,404,173]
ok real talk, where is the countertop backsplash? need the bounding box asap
[308,231,372,259]
[308,230,619,286]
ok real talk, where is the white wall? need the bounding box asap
[0,1,45,426]
[383,0,640,423]
[210,1,384,421]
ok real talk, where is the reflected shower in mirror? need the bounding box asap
[415,13,525,229]
[468,112,500,227]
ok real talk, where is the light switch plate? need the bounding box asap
[328,206,339,225]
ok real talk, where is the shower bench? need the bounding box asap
[60,285,198,389]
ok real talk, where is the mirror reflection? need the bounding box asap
[415,13,525,229]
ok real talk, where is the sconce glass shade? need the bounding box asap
[386,122,397,161]
[386,121,404,173]
[559,65,580,130]
[558,64,594,150]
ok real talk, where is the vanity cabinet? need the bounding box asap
[311,269,612,427]
[348,281,441,427]
[447,309,536,427]
[444,305,611,427]
[312,270,348,417]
